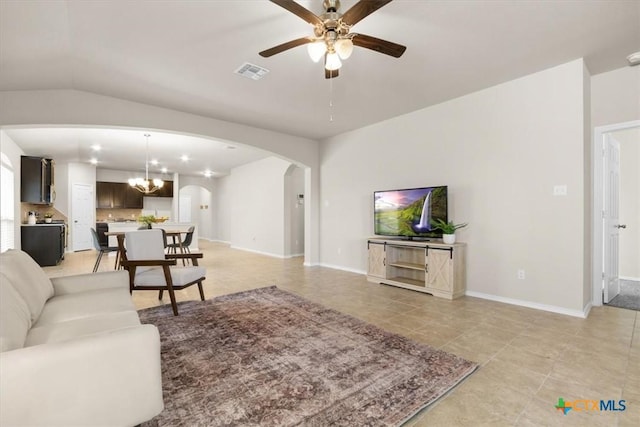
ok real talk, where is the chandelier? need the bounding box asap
[128,133,164,194]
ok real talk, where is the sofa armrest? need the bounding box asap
[51,270,129,295]
[0,324,164,426]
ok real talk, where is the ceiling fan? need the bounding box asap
[259,0,406,79]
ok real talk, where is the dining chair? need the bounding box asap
[166,226,195,254]
[117,229,206,316]
[90,227,120,272]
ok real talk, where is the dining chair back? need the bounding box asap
[90,227,119,272]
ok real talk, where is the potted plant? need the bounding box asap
[138,215,156,229]
[43,212,54,223]
[431,218,467,244]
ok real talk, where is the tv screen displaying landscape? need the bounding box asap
[374,186,448,238]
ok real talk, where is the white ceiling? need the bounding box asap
[1,0,638,175]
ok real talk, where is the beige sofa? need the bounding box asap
[0,249,164,426]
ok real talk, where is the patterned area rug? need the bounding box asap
[139,286,477,426]
[607,280,640,311]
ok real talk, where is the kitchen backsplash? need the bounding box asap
[21,203,67,224]
[96,209,143,222]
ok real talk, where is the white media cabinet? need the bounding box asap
[367,237,466,299]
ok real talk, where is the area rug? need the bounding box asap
[139,286,478,426]
[607,280,640,311]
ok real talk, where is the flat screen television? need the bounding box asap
[374,186,448,239]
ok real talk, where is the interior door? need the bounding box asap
[72,183,94,251]
[603,134,621,303]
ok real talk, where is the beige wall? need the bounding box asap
[320,59,589,315]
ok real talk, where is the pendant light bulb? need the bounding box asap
[325,52,342,71]
[307,41,326,63]
[335,38,353,59]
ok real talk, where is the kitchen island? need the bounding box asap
[107,222,199,251]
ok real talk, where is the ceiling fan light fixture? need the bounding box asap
[335,38,353,59]
[325,51,342,71]
[307,41,326,62]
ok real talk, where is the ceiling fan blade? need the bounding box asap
[270,0,323,26]
[351,33,406,58]
[325,68,339,79]
[259,37,312,57]
[341,0,393,26]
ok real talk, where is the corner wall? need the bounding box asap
[320,60,589,314]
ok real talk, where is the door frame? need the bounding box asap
[592,120,640,306]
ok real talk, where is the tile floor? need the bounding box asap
[44,240,639,426]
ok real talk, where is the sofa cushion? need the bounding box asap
[35,287,136,326]
[0,250,54,322]
[25,311,142,347]
[135,265,205,287]
[0,273,31,352]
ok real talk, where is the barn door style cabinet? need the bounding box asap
[367,238,466,299]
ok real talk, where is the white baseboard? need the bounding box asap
[317,263,366,275]
[465,290,591,318]
[620,276,640,282]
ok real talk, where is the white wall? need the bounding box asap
[0,130,24,249]
[216,175,232,243]
[227,157,292,257]
[320,60,589,314]
[289,166,305,256]
[591,66,640,128]
[616,129,640,280]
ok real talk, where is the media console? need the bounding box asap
[367,237,466,299]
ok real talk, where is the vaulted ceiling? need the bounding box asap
[1,0,638,174]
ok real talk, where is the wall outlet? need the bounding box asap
[553,185,567,196]
[517,269,526,280]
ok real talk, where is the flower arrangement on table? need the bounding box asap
[137,215,169,228]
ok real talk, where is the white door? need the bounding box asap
[72,183,94,251]
[603,134,621,303]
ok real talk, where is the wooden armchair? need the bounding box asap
[116,229,206,316]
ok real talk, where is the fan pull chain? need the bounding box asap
[329,74,334,122]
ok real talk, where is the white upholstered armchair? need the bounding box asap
[117,229,206,315]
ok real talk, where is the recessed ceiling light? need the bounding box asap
[180,155,189,162]
[203,170,213,178]
[161,167,168,173]
[91,144,101,151]
[89,158,98,165]
[150,159,159,166]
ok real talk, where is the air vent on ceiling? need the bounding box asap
[235,63,269,80]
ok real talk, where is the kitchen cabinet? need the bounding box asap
[96,182,125,209]
[21,156,55,205]
[145,180,173,198]
[124,186,144,208]
[21,225,66,266]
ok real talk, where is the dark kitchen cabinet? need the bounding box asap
[21,156,55,205]
[21,225,65,266]
[145,180,173,198]
[124,186,144,208]
[97,182,145,208]
[96,182,124,209]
